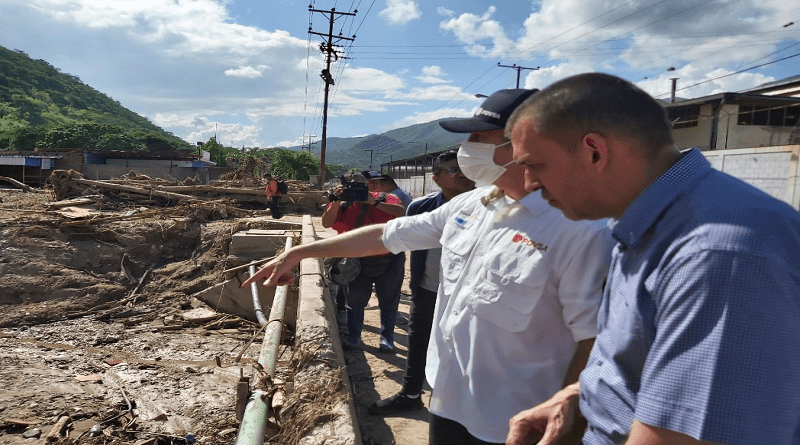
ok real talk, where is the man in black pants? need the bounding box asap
[368,150,474,414]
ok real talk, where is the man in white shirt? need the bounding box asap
[243,89,612,444]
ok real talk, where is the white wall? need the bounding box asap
[396,173,439,201]
[703,145,800,209]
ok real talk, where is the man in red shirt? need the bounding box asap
[322,173,406,352]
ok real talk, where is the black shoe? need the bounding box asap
[378,343,395,354]
[342,339,360,351]
[368,393,423,415]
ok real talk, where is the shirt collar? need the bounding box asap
[612,148,711,249]
[517,190,550,218]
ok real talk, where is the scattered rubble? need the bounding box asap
[0,167,337,445]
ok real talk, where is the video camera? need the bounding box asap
[328,174,369,203]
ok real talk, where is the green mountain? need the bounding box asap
[292,119,467,170]
[0,45,190,151]
[0,44,467,164]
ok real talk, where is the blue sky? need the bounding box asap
[2,0,799,153]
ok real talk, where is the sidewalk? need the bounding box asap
[311,217,431,445]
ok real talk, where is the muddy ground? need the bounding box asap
[0,184,430,445]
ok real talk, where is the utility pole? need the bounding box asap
[365,149,375,170]
[302,134,318,152]
[309,7,356,188]
[497,63,539,88]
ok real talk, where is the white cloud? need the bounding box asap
[379,0,422,26]
[417,65,450,84]
[524,62,596,90]
[439,6,515,59]
[384,107,474,131]
[224,65,268,78]
[636,66,775,100]
[438,0,800,99]
[437,7,455,17]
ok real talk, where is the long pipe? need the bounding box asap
[235,236,294,445]
[249,265,268,326]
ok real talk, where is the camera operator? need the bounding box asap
[361,170,413,208]
[321,173,407,353]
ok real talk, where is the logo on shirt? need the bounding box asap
[512,233,548,251]
[454,210,479,228]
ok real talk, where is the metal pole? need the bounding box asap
[234,236,294,445]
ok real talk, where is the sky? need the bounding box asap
[2,0,800,156]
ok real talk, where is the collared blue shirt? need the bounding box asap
[580,149,800,445]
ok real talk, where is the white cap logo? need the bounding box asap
[475,107,501,120]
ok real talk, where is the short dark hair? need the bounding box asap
[507,73,674,155]
[432,150,458,175]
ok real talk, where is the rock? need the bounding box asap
[22,428,41,439]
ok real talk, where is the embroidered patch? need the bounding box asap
[512,233,548,251]
[454,210,478,228]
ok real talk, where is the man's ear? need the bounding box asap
[580,133,609,171]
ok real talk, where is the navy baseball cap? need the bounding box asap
[439,88,539,133]
[360,170,393,181]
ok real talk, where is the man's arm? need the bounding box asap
[625,422,717,445]
[562,338,594,386]
[367,193,405,217]
[241,223,390,287]
[321,200,341,228]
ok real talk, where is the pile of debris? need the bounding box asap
[43,169,329,215]
[0,183,354,444]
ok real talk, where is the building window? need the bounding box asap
[738,104,800,126]
[667,105,700,129]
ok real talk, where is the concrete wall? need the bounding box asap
[53,157,232,184]
[396,172,439,201]
[674,104,800,151]
[703,145,800,209]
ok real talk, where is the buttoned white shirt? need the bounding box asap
[383,187,612,442]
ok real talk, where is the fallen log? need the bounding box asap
[73,179,202,202]
[0,176,33,192]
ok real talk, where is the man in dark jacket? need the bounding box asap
[369,150,474,414]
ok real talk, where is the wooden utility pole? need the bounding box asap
[309,7,356,188]
[497,63,539,88]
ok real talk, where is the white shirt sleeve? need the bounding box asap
[382,199,453,254]
[554,223,614,342]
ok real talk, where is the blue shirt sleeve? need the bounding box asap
[636,248,800,444]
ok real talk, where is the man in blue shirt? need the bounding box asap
[506,72,800,445]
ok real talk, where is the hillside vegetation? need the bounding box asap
[0,44,469,172]
[0,45,190,151]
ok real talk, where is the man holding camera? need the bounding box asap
[321,173,406,352]
[362,170,413,208]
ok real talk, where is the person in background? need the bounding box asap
[361,170,413,207]
[263,173,283,219]
[321,173,406,353]
[505,72,800,445]
[243,89,613,445]
[368,150,475,415]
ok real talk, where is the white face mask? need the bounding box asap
[457,140,515,188]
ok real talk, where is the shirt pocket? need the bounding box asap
[471,249,550,332]
[439,217,478,292]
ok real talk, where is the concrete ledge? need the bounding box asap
[297,214,362,445]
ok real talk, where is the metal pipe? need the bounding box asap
[249,265,268,326]
[258,236,293,374]
[234,391,269,445]
[234,236,294,445]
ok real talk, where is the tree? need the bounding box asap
[267,149,320,180]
